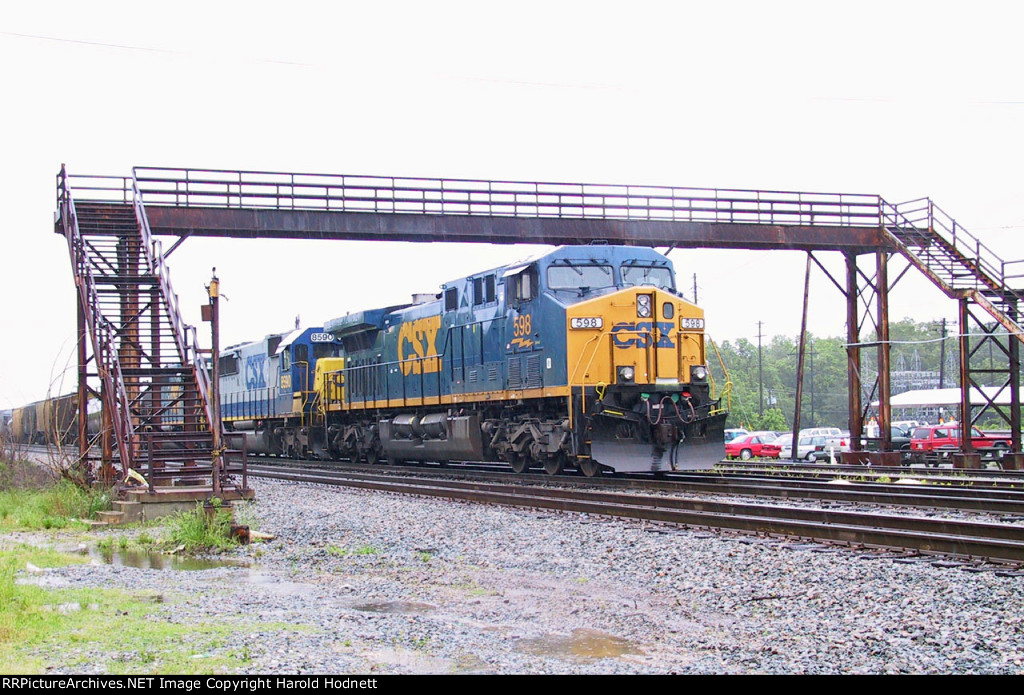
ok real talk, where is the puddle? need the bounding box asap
[360,647,450,674]
[352,601,436,615]
[88,548,243,571]
[517,628,642,661]
[245,571,316,597]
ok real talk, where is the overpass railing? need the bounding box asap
[133,167,884,228]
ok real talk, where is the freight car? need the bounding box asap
[7,394,81,445]
[220,245,727,475]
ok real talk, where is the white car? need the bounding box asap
[777,434,830,462]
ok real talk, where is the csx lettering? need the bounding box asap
[611,321,675,349]
[398,316,441,376]
[245,354,267,388]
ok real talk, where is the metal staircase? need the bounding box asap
[56,168,224,488]
[883,198,1024,337]
[882,198,1022,441]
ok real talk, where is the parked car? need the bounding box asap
[909,424,1011,464]
[800,427,850,456]
[777,434,830,462]
[725,433,781,460]
[724,428,750,443]
[864,424,913,460]
[748,430,782,442]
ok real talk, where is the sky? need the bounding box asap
[1,1,1023,409]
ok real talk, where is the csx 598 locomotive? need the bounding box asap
[219,245,727,475]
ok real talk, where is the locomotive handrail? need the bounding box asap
[325,353,449,409]
[133,166,884,228]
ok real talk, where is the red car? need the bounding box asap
[909,424,1010,462]
[725,433,780,460]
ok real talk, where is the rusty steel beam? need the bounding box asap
[1011,299,1022,453]
[143,207,891,252]
[959,298,973,454]
[876,251,892,451]
[846,252,862,449]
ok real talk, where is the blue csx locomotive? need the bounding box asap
[218,245,727,475]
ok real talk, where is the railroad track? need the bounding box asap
[717,459,1024,480]
[245,456,1024,515]
[248,462,1024,566]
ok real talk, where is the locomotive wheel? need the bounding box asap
[366,448,380,465]
[579,458,602,478]
[543,455,565,476]
[509,453,529,474]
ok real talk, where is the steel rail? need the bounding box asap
[248,464,1024,564]
[243,456,1024,514]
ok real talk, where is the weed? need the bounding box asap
[417,552,432,563]
[0,480,109,532]
[328,544,380,558]
[164,503,236,552]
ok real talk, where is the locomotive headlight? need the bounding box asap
[636,294,652,318]
[691,365,709,382]
[617,366,635,383]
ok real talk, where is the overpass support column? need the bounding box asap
[846,252,862,449]
[876,251,892,451]
[959,298,973,454]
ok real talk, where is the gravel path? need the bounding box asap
[10,479,1024,674]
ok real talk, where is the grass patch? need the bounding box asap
[164,502,237,552]
[0,479,110,532]
[0,551,293,674]
[327,544,380,558]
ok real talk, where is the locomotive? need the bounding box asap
[219,245,727,475]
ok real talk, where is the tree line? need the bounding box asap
[705,318,995,431]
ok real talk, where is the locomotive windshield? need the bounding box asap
[546,263,615,292]
[620,264,675,291]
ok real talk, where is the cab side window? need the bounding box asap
[511,268,536,304]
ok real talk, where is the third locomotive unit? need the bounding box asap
[218,245,727,475]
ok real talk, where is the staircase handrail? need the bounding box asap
[130,177,215,430]
[57,167,136,468]
[885,198,1024,294]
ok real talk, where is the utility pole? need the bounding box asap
[939,317,947,389]
[692,274,698,305]
[203,269,223,496]
[757,320,765,416]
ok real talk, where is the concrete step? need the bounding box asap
[96,510,126,525]
[112,500,142,523]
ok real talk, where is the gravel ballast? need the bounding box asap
[10,479,1024,674]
